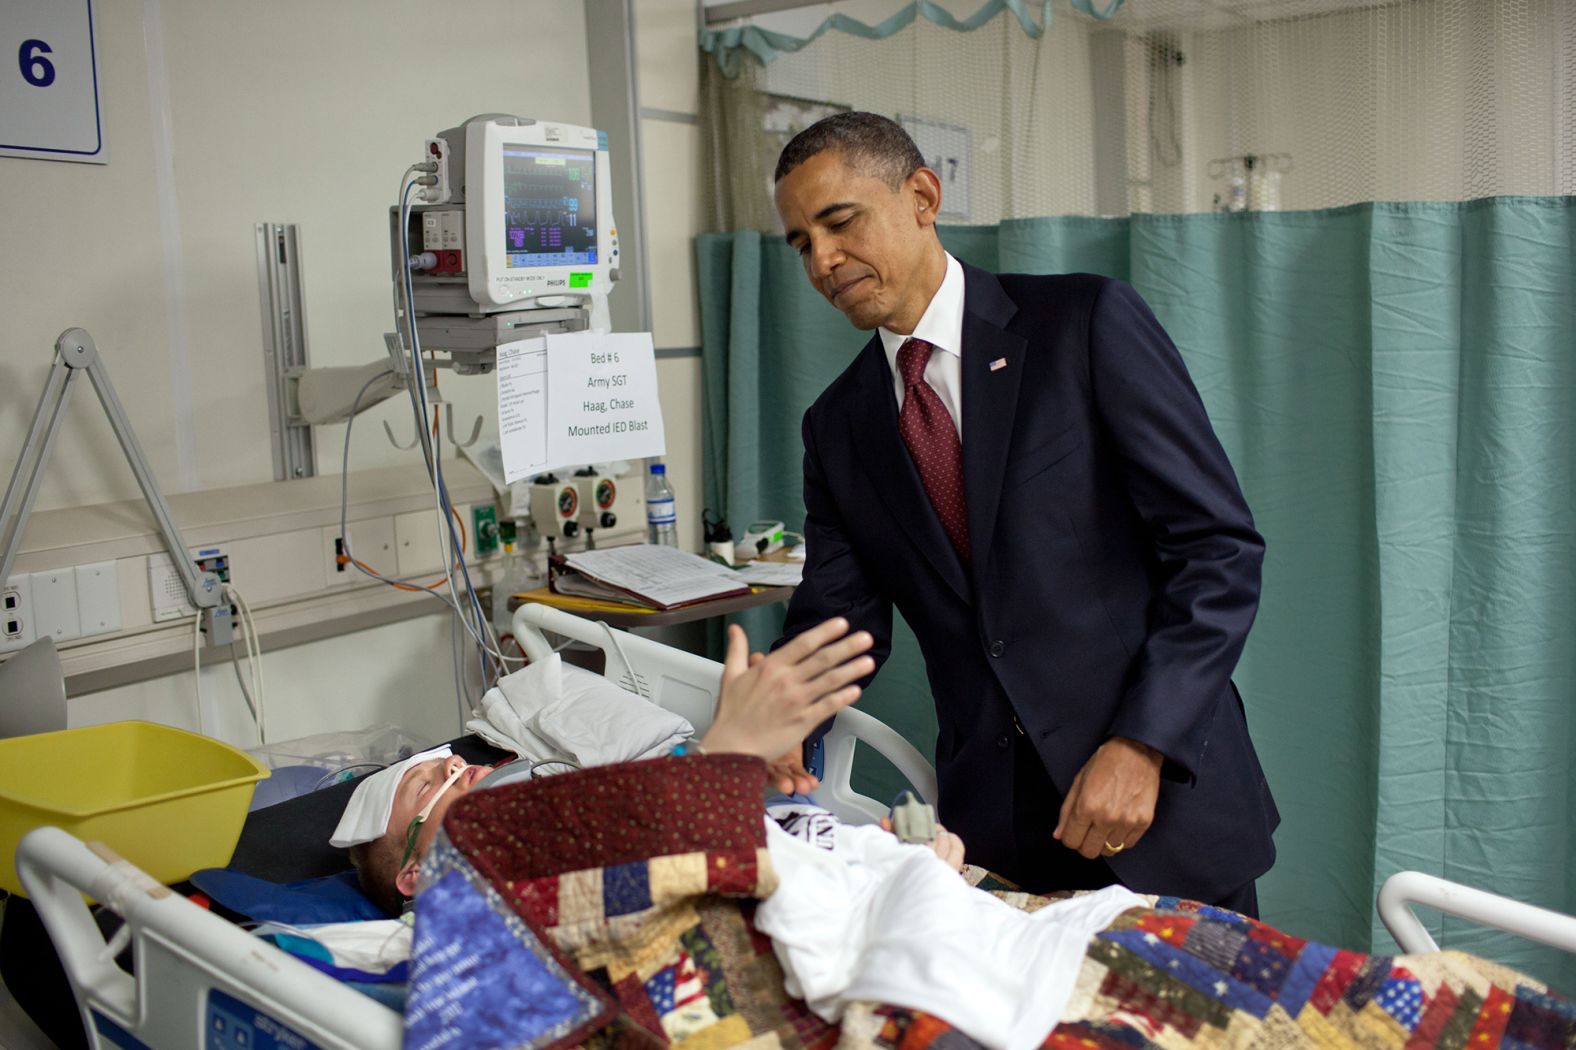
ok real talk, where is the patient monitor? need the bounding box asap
[410,116,617,312]
[390,114,619,376]
[299,115,620,425]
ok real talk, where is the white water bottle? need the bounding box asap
[646,463,679,547]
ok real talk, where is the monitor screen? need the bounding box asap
[501,145,598,269]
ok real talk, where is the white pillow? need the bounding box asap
[489,654,693,769]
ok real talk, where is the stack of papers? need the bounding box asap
[555,546,752,610]
[732,561,803,587]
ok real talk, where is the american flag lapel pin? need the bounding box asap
[990,357,1007,372]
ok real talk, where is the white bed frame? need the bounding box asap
[11,604,937,1049]
[510,604,939,823]
[1377,870,1576,955]
[12,605,1574,1047]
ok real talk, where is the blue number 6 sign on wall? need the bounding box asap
[2,0,104,163]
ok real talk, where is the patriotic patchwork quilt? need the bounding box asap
[403,754,1574,1049]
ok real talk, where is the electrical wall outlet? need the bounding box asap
[2,564,121,651]
[323,518,398,588]
[1,576,35,653]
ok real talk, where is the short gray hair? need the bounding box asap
[774,112,926,189]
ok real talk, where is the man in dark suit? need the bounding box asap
[770,113,1278,913]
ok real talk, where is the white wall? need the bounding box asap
[1,0,595,746]
[2,0,593,511]
[69,615,472,745]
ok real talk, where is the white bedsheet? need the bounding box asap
[756,819,1142,1050]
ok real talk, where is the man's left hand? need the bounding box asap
[1053,737,1163,860]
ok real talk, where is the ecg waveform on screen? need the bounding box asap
[503,160,596,262]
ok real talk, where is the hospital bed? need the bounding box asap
[9,604,937,1049]
[11,606,1576,1049]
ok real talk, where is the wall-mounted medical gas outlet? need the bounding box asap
[529,475,581,540]
[472,505,500,557]
[572,468,620,533]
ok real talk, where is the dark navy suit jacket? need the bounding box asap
[781,263,1279,901]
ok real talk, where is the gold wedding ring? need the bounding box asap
[1103,839,1127,854]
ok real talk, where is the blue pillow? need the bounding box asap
[189,868,387,925]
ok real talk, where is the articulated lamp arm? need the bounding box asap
[0,328,222,612]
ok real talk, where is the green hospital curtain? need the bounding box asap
[697,197,1576,989]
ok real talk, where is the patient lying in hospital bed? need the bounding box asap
[10,607,1573,1050]
[390,749,1574,1050]
[318,623,1575,1050]
[333,617,880,916]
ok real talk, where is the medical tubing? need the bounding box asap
[228,636,259,734]
[527,755,582,777]
[428,407,493,689]
[192,611,204,735]
[311,762,383,792]
[226,590,257,731]
[337,370,441,585]
[450,602,470,722]
[430,416,481,682]
[599,621,640,698]
[390,179,508,695]
[435,457,496,686]
[224,583,266,743]
[335,369,510,671]
[395,172,496,687]
[396,174,437,474]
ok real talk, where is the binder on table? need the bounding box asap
[550,545,751,611]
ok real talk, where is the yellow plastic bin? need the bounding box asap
[0,721,269,897]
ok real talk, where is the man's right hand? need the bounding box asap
[700,618,874,774]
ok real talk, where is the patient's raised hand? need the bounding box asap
[879,815,966,872]
[765,748,818,796]
[701,618,873,771]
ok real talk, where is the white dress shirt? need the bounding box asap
[879,252,966,440]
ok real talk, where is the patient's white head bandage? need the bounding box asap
[329,745,453,848]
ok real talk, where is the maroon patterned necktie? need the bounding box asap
[897,337,970,562]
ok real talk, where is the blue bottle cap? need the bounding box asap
[650,463,666,474]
